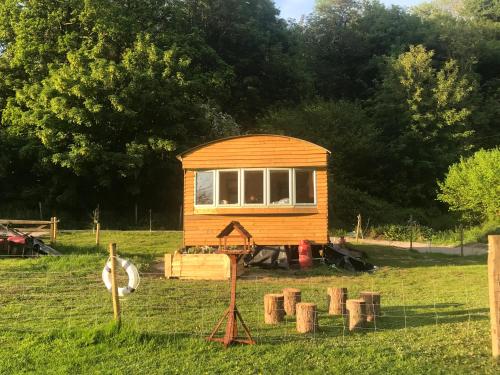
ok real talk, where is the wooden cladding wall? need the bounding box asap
[183,169,328,246]
[179,135,328,169]
[179,135,330,247]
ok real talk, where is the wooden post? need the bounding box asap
[355,214,361,243]
[50,217,55,243]
[346,299,366,331]
[109,243,121,323]
[488,235,500,359]
[328,287,348,316]
[149,209,152,233]
[360,291,381,322]
[296,303,318,333]
[95,222,100,246]
[264,294,285,324]
[53,217,58,243]
[409,215,413,251]
[283,288,301,316]
[460,225,464,257]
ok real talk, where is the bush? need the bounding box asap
[369,224,433,242]
[438,148,500,223]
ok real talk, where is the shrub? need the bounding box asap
[437,148,500,223]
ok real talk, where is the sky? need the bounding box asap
[274,0,425,19]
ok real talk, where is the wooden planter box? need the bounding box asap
[164,252,245,280]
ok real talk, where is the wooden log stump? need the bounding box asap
[360,291,381,322]
[327,287,348,316]
[283,288,301,316]
[264,294,285,324]
[346,299,366,331]
[296,303,318,333]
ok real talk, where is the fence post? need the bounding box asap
[409,215,413,251]
[355,214,361,243]
[95,223,100,246]
[53,217,58,243]
[50,217,55,244]
[109,243,121,323]
[488,235,500,359]
[460,225,464,257]
[149,209,152,233]
[38,202,43,220]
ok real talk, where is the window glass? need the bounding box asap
[218,171,239,205]
[244,170,264,204]
[269,170,290,204]
[195,171,214,205]
[295,170,315,204]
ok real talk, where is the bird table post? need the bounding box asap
[207,249,255,347]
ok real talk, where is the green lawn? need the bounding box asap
[0,231,497,374]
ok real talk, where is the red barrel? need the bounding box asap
[298,240,312,269]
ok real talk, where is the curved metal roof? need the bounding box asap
[176,134,331,161]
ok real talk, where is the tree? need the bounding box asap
[257,100,383,226]
[463,0,500,21]
[0,0,235,212]
[437,148,500,222]
[180,0,307,125]
[370,45,477,206]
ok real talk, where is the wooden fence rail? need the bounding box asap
[0,217,59,243]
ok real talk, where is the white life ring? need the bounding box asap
[102,257,140,297]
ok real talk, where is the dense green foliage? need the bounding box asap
[438,148,500,221]
[0,0,498,229]
[0,231,497,374]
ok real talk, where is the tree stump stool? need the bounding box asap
[264,294,285,324]
[360,291,381,322]
[283,288,301,316]
[346,299,366,331]
[327,287,348,316]
[296,303,318,333]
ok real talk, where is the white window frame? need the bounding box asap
[216,169,240,206]
[241,168,266,206]
[194,168,317,208]
[267,168,293,206]
[293,169,317,206]
[194,170,216,207]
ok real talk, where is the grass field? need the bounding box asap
[0,231,498,374]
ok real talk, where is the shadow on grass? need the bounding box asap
[53,244,157,267]
[54,244,106,256]
[375,305,489,330]
[354,244,487,269]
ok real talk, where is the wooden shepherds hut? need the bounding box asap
[176,134,330,248]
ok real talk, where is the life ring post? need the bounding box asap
[109,243,121,324]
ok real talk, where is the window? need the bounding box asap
[295,170,315,204]
[195,171,214,205]
[218,170,239,205]
[243,170,264,205]
[269,170,290,205]
[195,168,317,208]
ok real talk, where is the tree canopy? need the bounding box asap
[438,148,500,222]
[0,0,498,228]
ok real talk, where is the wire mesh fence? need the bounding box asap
[0,264,490,346]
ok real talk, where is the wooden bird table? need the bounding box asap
[207,249,255,347]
